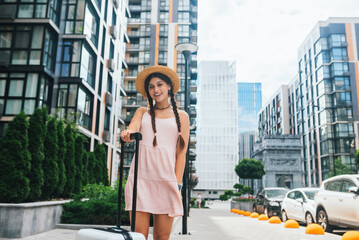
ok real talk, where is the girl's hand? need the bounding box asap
[120,129,135,142]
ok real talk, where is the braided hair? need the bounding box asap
[144,73,185,150]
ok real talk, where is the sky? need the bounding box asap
[197,0,359,104]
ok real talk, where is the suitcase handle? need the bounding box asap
[118,132,142,232]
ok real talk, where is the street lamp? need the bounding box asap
[175,42,198,235]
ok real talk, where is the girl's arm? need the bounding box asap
[120,107,147,142]
[175,110,190,185]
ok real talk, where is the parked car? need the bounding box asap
[314,174,359,232]
[253,187,289,217]
[281,188,319,225]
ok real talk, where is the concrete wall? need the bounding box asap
[0,200,70,238]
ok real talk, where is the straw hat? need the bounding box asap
[135,65,180,97]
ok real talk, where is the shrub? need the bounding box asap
[63,125,75,197]
[74,135,84,194]
[42,117,59,199]
[219,194,230,201]
[27,108,47,201]
[61,182,129,225]
[224,190,234,196]
[56,119,66,197]
[94,144,108,185]
[0,111,31,203]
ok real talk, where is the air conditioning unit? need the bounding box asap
[107,58,115,72]
[103,130,111,142]
[105,92,113,106]
[109,25,117,39]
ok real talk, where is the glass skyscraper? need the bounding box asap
[238,82,262,133]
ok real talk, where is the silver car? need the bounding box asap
[314,174,359,232]
[281,188,319,225]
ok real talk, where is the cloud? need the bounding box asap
[198,0,359,103]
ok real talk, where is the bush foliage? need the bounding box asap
[0,109,111,203]
[61,182,130,225]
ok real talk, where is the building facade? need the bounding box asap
[258,85,290,138]
[122,0,198,176]
[258,18,359,187]
[195,61,238,199]
[294,17,359,186]
[238,82,262,133]
[252,135,303,190]
[0,0,130,184]
[239,131,255,161]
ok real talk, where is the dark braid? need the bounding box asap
[145,92,158,147]
[170,90,185,150]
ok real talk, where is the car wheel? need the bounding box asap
[317,210,333,232]
[305,212,314,225]
[281,210,288,222]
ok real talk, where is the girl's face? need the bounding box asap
[148,77,171,102]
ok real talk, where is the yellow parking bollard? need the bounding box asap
[258,214,269,221]
[238,210,245,215]
[284,219,299,228]
[305,223,324,235]
[268,216,281,224]
[244,211,251,216]
[250,212,259,218]
[342,231,359,240]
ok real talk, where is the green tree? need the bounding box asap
[224,190,234,196]
[235,158,266,194]
[55,119,66,197]
[73,135,84,194]
[87,152,96,184]
[63,125,75,197]
[27,108,47,201]
[0,111,31,203]
[82,151,89,186]
[42,117,59,199]
[94,144,108,185]
[328,158,354,178]
[235,158,266,179]
[233,183,244,193]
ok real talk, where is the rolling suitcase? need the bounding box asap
[76,132,145,240]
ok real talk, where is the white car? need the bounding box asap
[281,188,319,225]
[314,174,359,232]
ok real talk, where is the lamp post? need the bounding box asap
[175,42,198,235]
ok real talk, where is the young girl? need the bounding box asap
[120,65,190,240]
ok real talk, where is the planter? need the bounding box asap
[0,200,71,238]
[230,200,253,212]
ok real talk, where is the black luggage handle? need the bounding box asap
[118,132,142,232]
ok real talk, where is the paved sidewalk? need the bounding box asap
[1,201,343,240]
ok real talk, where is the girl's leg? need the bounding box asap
[153,214,174,240]
[129,211,150,239]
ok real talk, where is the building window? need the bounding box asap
[84,5,99,46]
[331,48,348,61]
[65,0,85,34]
[329,34,346,48]
[178,0,190,11]
[178,12,190,23]
[77,87,92,130]
[60,40,96,88]
[177,24,189,37]
[0,73,51,116]
[0,25,56,71]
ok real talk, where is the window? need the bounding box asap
[329,34,346,48]
[84,5,99,46]
[331,62,349,76]
[341,180,356,193]
[331,48,348,61]
[178,12,190,23]
[77,88,92,130]
[178,0,190,11]
[0,25,56,71]
[327,180,341,191]
[65,0,85,34]
[0,73,51,115]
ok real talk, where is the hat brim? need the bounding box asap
[135,65,180,97]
